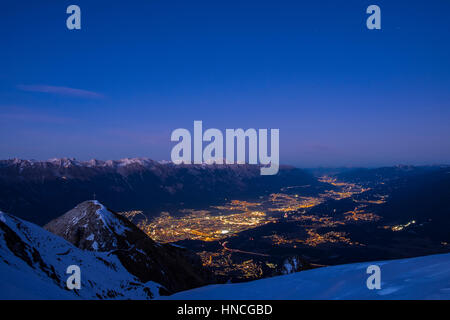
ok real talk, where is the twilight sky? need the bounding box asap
[1,0,449,167]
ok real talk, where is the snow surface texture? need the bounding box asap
[92,200,129,236]
[0,212,162,300]
[164,253,450,300]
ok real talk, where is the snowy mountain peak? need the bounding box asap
[47,157,81,168]
[44,201,214,292]
[44,200,133,252]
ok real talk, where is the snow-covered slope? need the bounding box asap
[0,210,162,299]
[164,253,450,300]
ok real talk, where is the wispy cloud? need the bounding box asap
[18,84,104,99]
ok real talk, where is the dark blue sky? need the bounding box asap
[1,0,449,167]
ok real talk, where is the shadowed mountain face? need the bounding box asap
[44,201,215,293]
[335,165,450,240]
[0,158,321,225]
[334,165,444,186]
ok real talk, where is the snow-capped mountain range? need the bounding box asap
[0,158,320,225]
[4,157,161,169]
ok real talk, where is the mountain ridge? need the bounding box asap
[0,158,321,225]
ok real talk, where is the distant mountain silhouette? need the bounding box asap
[336,165,450,241]
[0,158,321,225]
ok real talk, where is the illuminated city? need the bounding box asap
[119,177,379,244]
[115,177,391,280]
